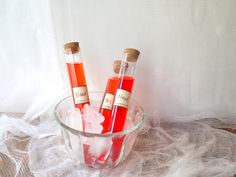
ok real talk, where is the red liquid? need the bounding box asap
[110,76,134,132]
[110,76,134,161]
[97,77,118,162]
[66,63,90,110]
[99,76,134,162]
[67,62,91,164]
[99,76,119,133]
[99,76,134,133]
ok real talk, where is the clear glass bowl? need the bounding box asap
[54,92,145,168]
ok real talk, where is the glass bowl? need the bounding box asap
[54,92,145,168]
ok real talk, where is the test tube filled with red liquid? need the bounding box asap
[111,48,140,132]
[64,42,92,164]
[64,42,90,110]
[99,48,140,162]
[96,60,128,163]
[110,48,140,161]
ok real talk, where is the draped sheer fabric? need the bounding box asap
[0,113,236,177]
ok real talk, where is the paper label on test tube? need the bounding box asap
[101,93,115,110]
[114,89,131,109]
[72,86,89,104]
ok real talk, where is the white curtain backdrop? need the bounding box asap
[1,0,236,121]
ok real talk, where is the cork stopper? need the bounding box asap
[113,60,129,74]
[64,42,80,54]
[124,48,140,62]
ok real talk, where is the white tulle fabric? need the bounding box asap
[0,111,236,177]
